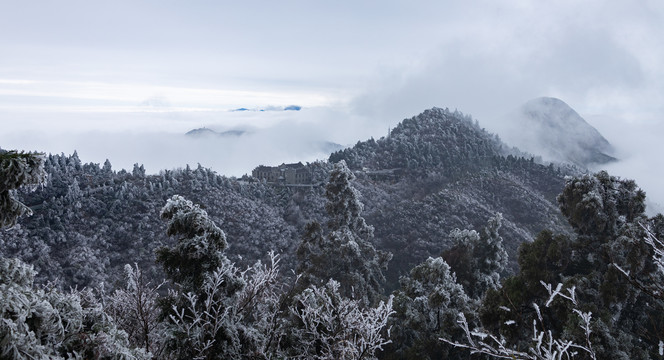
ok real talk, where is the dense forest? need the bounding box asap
[2,108,663,359]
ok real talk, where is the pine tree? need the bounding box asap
[0,150,146,359]
[389,257,476,359]
[103,159,113,173]
[133,163,146,178]
[157,195,290,359]
[558,170,646,238]
[0,257,150,359]
[442,213,508,299]
[476,172,663,359]
[0,150,46,228]
[297,160,392,306]
[156,195,229,292]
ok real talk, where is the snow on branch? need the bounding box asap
[290,279,394,360]
[541,281,576,307]
[643,225,664,275]
[441,282,596,360]
[613,223,664,300]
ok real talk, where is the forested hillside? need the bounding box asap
[5,108,662,359]
[2,108,573,291]
[2,153,328,289]
[332,108,575,287]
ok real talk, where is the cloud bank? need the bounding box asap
[0,106,381,176]
[1,1,663,208]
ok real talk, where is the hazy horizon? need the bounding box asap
[1,1,663,208]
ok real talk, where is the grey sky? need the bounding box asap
[1,1,663,206]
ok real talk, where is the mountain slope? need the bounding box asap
[331,108,508,171]
[2,107,575,292]
[505,97,616,167]
[330,107,574,287]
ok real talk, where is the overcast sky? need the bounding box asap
[1,1,663,207]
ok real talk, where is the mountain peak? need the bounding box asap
[330,107,507,171]
[522,97,587,128]
[185,127,219,137]
[509,97,616,168]
[185,128,246,138]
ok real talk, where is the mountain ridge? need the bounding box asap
[3,107,575,292]
[329,107,574,286]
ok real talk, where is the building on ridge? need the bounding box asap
[252,162,312,184]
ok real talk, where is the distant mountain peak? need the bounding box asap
[522,97,592,129]
[509,97,616,168]
[184,127,342,155]
[185,128,246,138]
[230,105,302,112]
[185,127,218,137]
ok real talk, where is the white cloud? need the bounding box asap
[345,1,664,206]
[0,106,378,177]
[0,78,336,112]
[1,1,664,207]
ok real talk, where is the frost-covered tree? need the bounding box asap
[558,170,645,238]
[107,264,166,356]
[133,163,146,178]
[0,149,148,358]
[477,172,663,359]
[157,196,291,359]
[65,177,83,203]
[557,172,662,358]
[297,160,391,306]
[325,160,374,239]
[557,171,656,284]
[0,257,149,359]
[286,279,394,360]
[158,195,242,358]
[442,213,508,299]
[164,251,286,359]
[443,282,597,360]
[70,150,82,171]
[476,213,509,288]
[157,195,228,292]
[102,158,113,173]
[613,222,664,355]
[387,257,476,360]
[0,150,46,228]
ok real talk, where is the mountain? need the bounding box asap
[2,107,575,292]
[185,127,343,155]
[330,107,574,287]
[505,97,616,167]
[231,105,302,112]
[185,127,246,137]
[3,108,661,359]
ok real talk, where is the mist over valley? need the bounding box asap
[2,1,664,358]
